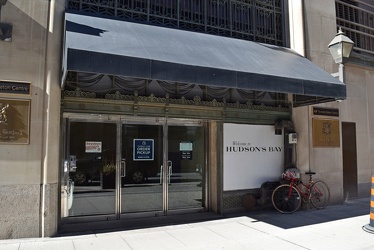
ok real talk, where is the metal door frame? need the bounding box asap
[61,113,120,224]
[119,116,206,218]
[61,113,207,223]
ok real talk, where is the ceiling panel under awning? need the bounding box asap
[62,12,346,101]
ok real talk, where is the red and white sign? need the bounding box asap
[85,141,102,153]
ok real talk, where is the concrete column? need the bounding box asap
[288,0,305,56]
[208,121,222,214]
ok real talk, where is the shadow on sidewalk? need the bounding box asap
[58,198,370,237]
[235,197,370,229]
[58,212,224,237]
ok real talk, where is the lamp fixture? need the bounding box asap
[328,27,354,83]
[328,27,354,65]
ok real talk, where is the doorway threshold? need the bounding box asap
[58,212,222,237]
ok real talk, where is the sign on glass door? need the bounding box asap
[133,139,154,161]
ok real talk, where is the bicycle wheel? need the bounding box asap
[271,184,302,213]
[310,181,330,209]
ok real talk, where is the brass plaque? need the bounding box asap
[0,98,30,144]
[313,118,340,147]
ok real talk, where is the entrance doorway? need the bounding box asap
[342,122,358,199]
[61,115,205,220]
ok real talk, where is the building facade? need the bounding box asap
[0,0,372,239]
[294,0,374,203]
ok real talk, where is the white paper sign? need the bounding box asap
[223,123,284,191]
[85,141,102,153]
[180,142,193,151]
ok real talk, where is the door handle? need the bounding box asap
[160,165,163,184]
[64,160,69,173]
[167,160,172,184]
[160,161,172,185]
[167,160,172,176]
[121,160,126,177]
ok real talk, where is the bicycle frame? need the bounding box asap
[272,171,330,213]
[284,177,313,202]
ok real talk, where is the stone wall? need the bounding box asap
[0,0,64,238]
[0,185,40,239]
[293,0,374,203]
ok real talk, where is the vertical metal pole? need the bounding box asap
[204,122,209,210]
[282,0,287,46]
[371,177,374,225]
[204,0,207,33]
[363,176,374,233]
[229,0,232,36]
[61,118,70,219]
[177,0,180,27]
[163,121,168,215]
[273,0,276,42]
[116,120,122,219]
[114,0,117,16]
[252,0,256,41]
[338,63,345,83]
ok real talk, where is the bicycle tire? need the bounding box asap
[271,184,302,213]
[310,181,330,209]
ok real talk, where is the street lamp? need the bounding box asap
[328,27,354,83]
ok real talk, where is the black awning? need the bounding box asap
[62,12,346,101]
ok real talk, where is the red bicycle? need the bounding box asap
[271,169,330,213]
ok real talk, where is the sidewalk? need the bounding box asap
[0,198,372,250]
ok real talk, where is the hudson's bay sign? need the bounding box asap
[223,124,284,190]
[226,141,282,152]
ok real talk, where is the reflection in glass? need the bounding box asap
[62,121,205,218]
[121,124,163,213]
[168,126,204,210]
[67,122,117,216]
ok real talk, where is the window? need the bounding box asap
[336,0,374,56]
[66,0,286,46]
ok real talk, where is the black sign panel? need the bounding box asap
[313,107,339,117]
[0,81,31,95]
[181,151,193,160]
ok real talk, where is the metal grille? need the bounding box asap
[336,0,374,56]
[66,0,285,46]
[223,195,243,209]
[222,190,259,210]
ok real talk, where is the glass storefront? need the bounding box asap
[66,122,117,216]
[167,125,204,210]
[121,124,164,213]
[61,115,205,220]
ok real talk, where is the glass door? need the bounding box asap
[167,124,205,211]
[120,119,205,215]
[64,121,117,217]
[120,123,164,214]
[62,116,205,220]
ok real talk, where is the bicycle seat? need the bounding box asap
[305,171,316,175]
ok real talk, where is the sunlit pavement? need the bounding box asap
[0,198,373,250]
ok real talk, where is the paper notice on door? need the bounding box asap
[85,141,102,153]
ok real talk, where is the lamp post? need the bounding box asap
[328,27,354,83]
